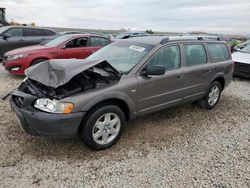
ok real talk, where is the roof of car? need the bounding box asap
[1,26,57,32]
[63,33,109,38]
[125,35,227,46]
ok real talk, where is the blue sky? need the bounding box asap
[1,0,250,34]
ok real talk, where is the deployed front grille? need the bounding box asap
[12,96,24,108]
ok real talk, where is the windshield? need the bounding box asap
[241,44,250,53]
[116,33,128,39]
[86,41,154,73]
[44,35,72,47]
[0,27,8,34]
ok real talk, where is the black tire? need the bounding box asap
[31,59,47,66]
[79,105,125,150]
[197,81,222,110]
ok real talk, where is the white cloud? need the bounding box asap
[1,0,250,34]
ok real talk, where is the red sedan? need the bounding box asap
[3,34,111,75]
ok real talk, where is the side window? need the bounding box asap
[148,45,181,70]
[23,28,36,37]
[184,44,207,66]
[105,38,110,45]
[23,28,42,36]
[65,37,87,48]
[5,28,23,37]
[207,43,230,62]
[90,37,107,46]
[42,30,56,36]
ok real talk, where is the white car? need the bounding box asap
[232,44,250,78]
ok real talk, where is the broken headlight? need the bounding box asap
[34,98,74,114]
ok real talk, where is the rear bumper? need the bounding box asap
[234,62,250,78]
[10,92,85,138]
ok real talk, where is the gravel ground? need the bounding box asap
[0,65,249,188]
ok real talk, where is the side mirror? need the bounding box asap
[143,65,166,76]
[2,34,11,40]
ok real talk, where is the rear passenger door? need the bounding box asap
[23,28,51,46]
[181,43,213,102]
[137,44,185,115]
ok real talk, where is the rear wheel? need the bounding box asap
[197,81,222,110]
[79,105,125,150]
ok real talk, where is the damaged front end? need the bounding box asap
[5,59,121,138]
[18,59,121,99]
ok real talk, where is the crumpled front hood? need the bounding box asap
[232,52,250,64]
[25,59,121,88]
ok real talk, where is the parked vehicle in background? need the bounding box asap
[234,40,250,52]
[115,31,149,39]
[3,34,111,75]
[232,44,250,78]
[0,26,58,61]
[8,36,233,150]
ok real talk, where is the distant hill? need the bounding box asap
[42,26,250,39]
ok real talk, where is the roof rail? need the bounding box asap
[197,36,222,41]
[160,35,227,44]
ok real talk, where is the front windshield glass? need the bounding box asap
[116,33,128,39]
[44,35,72,47]
[241,44,250,53]
[86,41,154,73]
[0,27,8,34]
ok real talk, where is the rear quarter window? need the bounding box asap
[207,43,230,62]
[42,29,56,36]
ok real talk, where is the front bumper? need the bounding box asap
[234,62,250,78]
[10,90,86,138]
[3,58,28,75]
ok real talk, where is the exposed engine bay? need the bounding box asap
[17,60,121,99]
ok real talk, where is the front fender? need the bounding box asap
[79,91,137,120]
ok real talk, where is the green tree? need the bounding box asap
[146,29,154,34]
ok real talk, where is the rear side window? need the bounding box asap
[41,29,56,36]
[207,43,230,62]
[90,37,109,46]
[184,44,207,66]
[148,45,180,70]
[23,28,56,36]
[4,28,23,37]
[23,28,42,36]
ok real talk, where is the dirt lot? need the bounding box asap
[0,65,249,188]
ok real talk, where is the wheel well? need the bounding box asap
[213,77,225,90]
[31,58,48,66]
[86,99,130,121]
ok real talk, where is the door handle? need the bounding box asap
[176,75,182,79]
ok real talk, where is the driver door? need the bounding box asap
[0,28,25,56]
[137,44,185,115]
[56,37,92,59]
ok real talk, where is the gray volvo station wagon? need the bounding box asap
[8,36,233,150]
